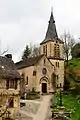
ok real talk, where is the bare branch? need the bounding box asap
[0,49,8,55]
[61,31,75,65]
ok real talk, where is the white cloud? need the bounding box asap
[0,0,79,62]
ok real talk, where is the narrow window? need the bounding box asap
[50,44,51,53]
[56,75,59,80]
[54,44,60,58]
[56,75,59,88]
[44,59,45,64]
[43,45,47,56]
[56,62,57,67]
[6,80,9,89]
[43,46,45,54]
[46,45,47,56]
[26,76,28,85]
[33,71,36,76]
[9,80,14,88]
[58,62,59,68]
[15,80,17,89]
[8,98,14,108]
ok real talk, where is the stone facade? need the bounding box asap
[18,55,55,93]
[16,11,64,94]
[0,54,21,119]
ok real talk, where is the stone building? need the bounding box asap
[16,11,64,94]
[0,54,20,119]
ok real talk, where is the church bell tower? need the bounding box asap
[40,9,64,60]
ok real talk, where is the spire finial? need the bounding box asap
[51,6,53,14]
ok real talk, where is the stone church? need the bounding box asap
[16,11,64,94]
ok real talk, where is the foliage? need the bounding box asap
[22,44,40,59]
[61,32,75,65]
[71,43,80,58]
[64,60,80,92]
[68,58,80,70]
[22,45,31,59]
[52,92,80,120]
[26,88,40,100]
[51,73,56,91]
[31,44,40,57]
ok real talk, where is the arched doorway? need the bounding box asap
[42,83,47,93]
[40,76,49,93]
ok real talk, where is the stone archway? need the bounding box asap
[39,76,50,93]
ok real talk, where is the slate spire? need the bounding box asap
[45,9,58,40]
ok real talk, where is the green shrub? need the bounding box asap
[26,87,40,100]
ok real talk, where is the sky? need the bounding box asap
[0,0,80,62]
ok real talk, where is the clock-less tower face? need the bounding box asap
[40,41,64,59]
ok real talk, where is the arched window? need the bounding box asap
[33,70,36,76]
[42,68,47,75]
[26,76,28,85]
[44,59,46,64]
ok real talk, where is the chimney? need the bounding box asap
[5,54,12,59]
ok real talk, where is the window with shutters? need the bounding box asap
[9,80,14,88]
[43,45,47,56]
[6,79,18,89]
[54,44,60,58]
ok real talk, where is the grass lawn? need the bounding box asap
[53,92,80,120]
[68,58,80,70]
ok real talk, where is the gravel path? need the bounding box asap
[19,95,52,120]
[33,95,51,120]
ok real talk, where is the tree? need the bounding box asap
[61,32,75,65]
[71,43,80,58]
[32,44,40,57]
[51,73,56,92]
[64,64,80,94]
[22,45,31,59]
[29,44,40,57]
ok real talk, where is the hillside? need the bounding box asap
[68,58,80,70]
[67,58,80,77]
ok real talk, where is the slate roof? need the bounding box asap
[15,55,44,69]
[40,11,63,45]
[0,55,20,79]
